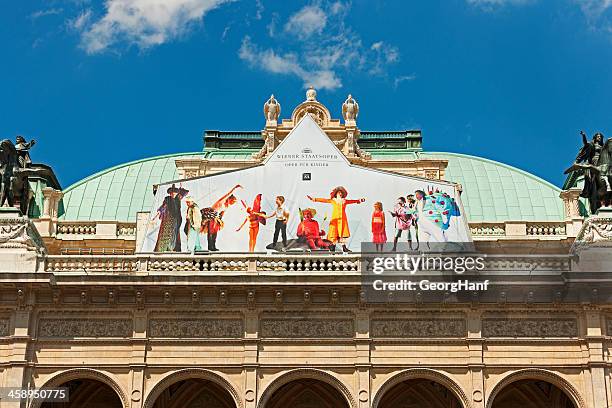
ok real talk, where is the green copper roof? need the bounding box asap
[60,152,205,221]
[60,150,564,223]
[421,152,563,222]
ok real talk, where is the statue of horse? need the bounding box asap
[0,139,32,215]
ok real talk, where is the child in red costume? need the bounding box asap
[296,208,331,251]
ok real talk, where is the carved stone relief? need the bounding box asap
[371,318,466,338]
[149,318,244,338]
[482,318,578,337]
[38,318,133,338]
[260,318,354,338]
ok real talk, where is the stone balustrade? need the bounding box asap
[55,222,97,235]
[470,223,506,237]
[43,253,572,273]
[53,221,136,239]
[526,222,567,236]
[45,220,579,243]
[46,255,140,272]
[470,220,576,239]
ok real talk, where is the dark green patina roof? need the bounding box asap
[203,130,423,151]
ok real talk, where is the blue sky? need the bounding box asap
[1,0,612,188]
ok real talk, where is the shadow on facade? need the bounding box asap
[489,379,577,408]
[377,378,463,408]
[40,378,122,408]
[149,378,237,408]
[263,378,350,408]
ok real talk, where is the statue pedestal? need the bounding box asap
[0,207,46,273]
[570,207,612,272]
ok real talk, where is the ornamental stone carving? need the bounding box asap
[0,318,8,336]
[38,319,133,338]
[482,318,578,337]
[0,210,46,256]
[149,318,244,338]
[263,94,281,123]
[306,86,317,101]
[260,318,354,338]
[291,87,331,127]
[371,319,467,338]
[572,213,612,252]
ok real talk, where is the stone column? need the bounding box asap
[355,311,371,408]
[264,123,278,156]
[344,124,356,158]
[5,291,32,408]
[560,188,584,237]
[467,310,485,408]
[33,188,63,237]
[244,310,258,408]
[130,310,148,408]
[584,307,609,408]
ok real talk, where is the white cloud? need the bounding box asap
[466,0,533,10]
[240,1,401,90]
[393,74,416,89]
[78,0,231,54]
[576,0,612,17]
[31,8,63,20]
[467,0,532,5]
[239,36,341,90]
[69,9,92,31]
[255,0,264,20]
[284,4,327,39]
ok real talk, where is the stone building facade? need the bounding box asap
[1,90,611,408]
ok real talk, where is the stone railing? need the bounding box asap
[46,255,140,272]
[55,222,97,235]
[470,221,575,239]
[52,221,137,240]
[470,223,506,237]
[43,253,572,274]
[526,222,566,236]
[117,223,137,237]
[42,219,579,243]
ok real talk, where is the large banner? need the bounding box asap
[140,116,471,253]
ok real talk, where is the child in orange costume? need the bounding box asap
[307,186,365,252]
[236,194,266,252]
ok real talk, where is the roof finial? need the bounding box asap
[306,86,317,101]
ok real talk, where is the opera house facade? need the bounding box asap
[1,88,611,408]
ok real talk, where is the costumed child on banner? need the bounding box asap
[296,208,332,251]
[236,193,267,252]
[307,186,365,253]
[200,184,242,251]
[371,201,387,252]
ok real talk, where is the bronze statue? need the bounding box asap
[565,131,612,214]
[15,135,35,168]
[0,138,34,214]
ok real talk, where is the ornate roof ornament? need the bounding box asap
[263,94,281,124]
[291,88,331,128]
[342,94,359,124]
[306,86,317,101]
